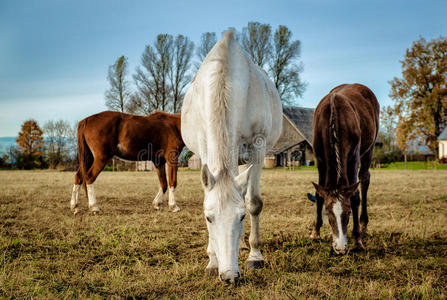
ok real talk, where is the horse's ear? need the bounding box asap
[235,165,253,196]
[312,182,327,198]
[201,164,216,191]
[341,182,360,198]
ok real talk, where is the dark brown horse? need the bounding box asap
[311,83,379,254]
[70,111,184,215]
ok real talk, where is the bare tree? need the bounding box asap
[44,120,74,168]
[133,34,173,112]
[195,32,217,70]
[125,92,147,115]
[269,25,306,106]
[241,22,272,68]
[105,55,130,112]
[169,35,194,112]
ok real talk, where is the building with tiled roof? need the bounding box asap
[438,127,447,161]
[266,107,315,167]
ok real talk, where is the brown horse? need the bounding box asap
[311,83,379,254]
[70,110,184,215]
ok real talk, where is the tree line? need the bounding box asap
[2,31,444,170]
[104,22,307,115]
[0,119,77,169]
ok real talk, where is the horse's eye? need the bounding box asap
[240,214,246,222]
[206,216,212,223]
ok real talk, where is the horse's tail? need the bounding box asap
[77,119,93,191]
[329,93,342,184]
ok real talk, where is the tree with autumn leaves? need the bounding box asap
[389,36,447,156]
[15,120,45,169]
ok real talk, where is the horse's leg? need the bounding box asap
[153,163,167,210]
[348,155,363,250]
[359,149,373,236]
[70,168,83,215]
[238,165,250,250]
[84,156,108,215]
[245,161,264,269]
[205,236,218,276]
[167,162,180,212]
[311,162,326,239]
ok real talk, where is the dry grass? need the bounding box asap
[0,169,446,299]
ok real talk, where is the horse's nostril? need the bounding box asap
[220,271,241,284]
[336,248,347,255]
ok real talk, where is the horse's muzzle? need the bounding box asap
[219,270,241,284]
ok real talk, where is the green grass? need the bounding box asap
[0,169,446,298]
[383,161,447,170]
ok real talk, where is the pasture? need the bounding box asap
[1,169,446,299]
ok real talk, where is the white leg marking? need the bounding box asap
[333,201,347,252]
[86,184,100,214]
[70,184,81,215]
[168,186,180,212]
[247,214,263,261]
[152,187,164,210]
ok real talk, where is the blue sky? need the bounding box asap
[0,0,446,136]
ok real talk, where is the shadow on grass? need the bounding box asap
[263,230,447,259]
[258,230,447,278]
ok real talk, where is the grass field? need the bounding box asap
[382,161,447,170]
[1,169,446,299]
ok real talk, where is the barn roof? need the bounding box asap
[438,127,447,140]
[283,106,315,144]
[267,106,315,155]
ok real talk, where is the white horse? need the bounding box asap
[181,30,282,283]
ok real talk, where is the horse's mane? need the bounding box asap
[207,30,234,174]
[330,93,342,186]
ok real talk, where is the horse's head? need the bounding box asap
[201,164,251,284]
[312,182,359,254]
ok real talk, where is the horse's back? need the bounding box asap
[316,84,379,155]
[222,33,282,149]
[242,63,283,149]
[332,84,379,121]
[79,110,183,160]
[80,111,123,138]
[182,31,282,162]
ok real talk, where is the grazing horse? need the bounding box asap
[181,30,282,283]
[70,111,184,215]
[311,84,379,254]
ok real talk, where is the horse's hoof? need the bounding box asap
[153,205,161,210]
[246,260,264,269]
[91,207,100,215]
[361,226,369,237]
[353,241,366,251]
[205,267,218,277]
[310,231,320,240]
[73,208,80,216]
[170,205,180,212]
